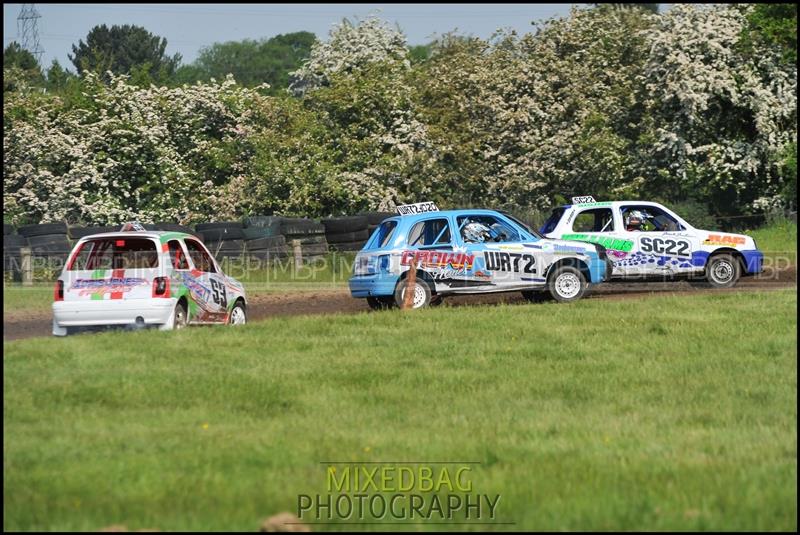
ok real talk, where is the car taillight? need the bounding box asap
[54,280,64,302]
[152,276,170,298]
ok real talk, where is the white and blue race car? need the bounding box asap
[349,202,612,308]
[541,197,764,287]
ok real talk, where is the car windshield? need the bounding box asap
[499,211,542,239]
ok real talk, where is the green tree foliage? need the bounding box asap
[3,5,796,223]
[739,3,797,65]
[69,24,181,82]
[3,42,44,90]
[172,32,316,91]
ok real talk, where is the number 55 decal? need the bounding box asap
[210,279,228,308]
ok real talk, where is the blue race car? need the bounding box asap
[349,202,612,309]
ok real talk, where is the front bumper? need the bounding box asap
[741,250,763,274]
[52,298,176,336]
[348,274,399,298]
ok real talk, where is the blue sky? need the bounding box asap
[3,3,596,70]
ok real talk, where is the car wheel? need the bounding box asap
[704,253,741,288]
[394,277,432,309]
[173,302,188,330]
[547,265,587,303]
[521,290,552,303]
[366,296,395,310]
[228,301,247,325]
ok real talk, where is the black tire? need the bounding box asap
[367,296,396,310]
[68,226,118,239]
[326,229,370,244]
[4,234,27,247]
[4,223,14,236]
[284,234,328,245]
[244,215,283,228]
[701,253,741,288]
[27,234,71,248]
[329,240,367,252]
[246,235,286,249]
[206,240,244,254]
[358,212,395,226]
[393,276,432,309]
[521,290,552,303]
[200,226,244,241]
[18,222,68,238]
[321,216,368,234]
[280,218,325,236]
[243,226,281,240]
[195,221,243,231]
[228,300,247,325]
[547,265,587,303]
[173,302,188,330]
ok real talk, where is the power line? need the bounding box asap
[17,3,45,64]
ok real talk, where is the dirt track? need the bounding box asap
[4,267,796,342]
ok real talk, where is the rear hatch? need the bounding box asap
[61,235,162,301]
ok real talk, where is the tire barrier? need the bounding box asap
[280,218,326,236]
[198,225,245,242]
[325,229,370,244]
[4,223,14,236]
[18,222,69,238]
[321,216,369,234]
[68,225,119,239]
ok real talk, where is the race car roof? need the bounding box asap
[74,230,196,241]
[558,200,669,209]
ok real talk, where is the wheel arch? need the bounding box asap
[544,257,591,283]
[707,247,745,270]
[396,268,437,295]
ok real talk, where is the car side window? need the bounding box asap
[456,214,521,243]
[168,240,189,270]
[407,218,452,247]
[572,208,615,233]
[621,205,683,232]
[185,239,217,273]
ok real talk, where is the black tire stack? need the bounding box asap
[195,222,246,260]
[280,217,328,260]
[242,216,289,260]
[3,224,25,273]
[359,211,395,234]
[18,222,71,264]
[322,216,371,252]
[68,225,119,239]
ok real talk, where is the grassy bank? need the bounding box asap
[4,290,797,531]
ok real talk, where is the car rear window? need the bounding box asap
[69,237,159,270]
[540,207,567,234]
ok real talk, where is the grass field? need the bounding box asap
[4,289,797,531]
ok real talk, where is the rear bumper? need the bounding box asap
[52,298,176,335]
[348,274,399,298]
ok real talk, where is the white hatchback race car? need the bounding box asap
[52,223,247,336]
[541,198,764,287]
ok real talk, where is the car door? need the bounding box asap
[182,237,229,323]
[616,204,699,276]
[400,216,462,294]
[452,213,534,293]
[556,206,634,275]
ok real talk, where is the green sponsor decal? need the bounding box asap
[561,233,633,252]
[91,269,107,300]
